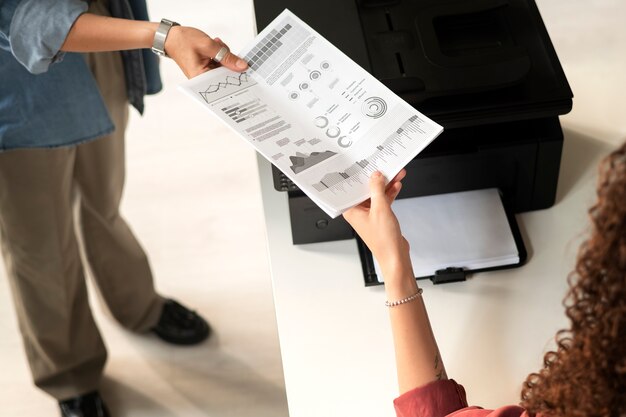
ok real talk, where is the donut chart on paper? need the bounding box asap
[361,97,387,119]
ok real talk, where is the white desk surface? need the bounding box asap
[257,134,611,417]
[255,1,624,415]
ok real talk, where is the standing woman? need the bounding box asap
[343,142,626,416]
[0,1,247,416]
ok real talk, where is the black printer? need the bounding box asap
[255,0,573,244]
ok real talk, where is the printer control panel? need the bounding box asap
[272,165,300,192]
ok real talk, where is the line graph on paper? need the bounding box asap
[198,72,257,104]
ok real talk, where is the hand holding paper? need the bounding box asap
[343,170,411,279]
[165,29,248,78]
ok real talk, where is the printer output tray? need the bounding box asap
[357,189,528,286]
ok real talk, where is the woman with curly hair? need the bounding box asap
[343,141,626,417]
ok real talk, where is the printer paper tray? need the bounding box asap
[357,188,527,286]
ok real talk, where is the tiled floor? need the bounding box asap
[1,1,625,416]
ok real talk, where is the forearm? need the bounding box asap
[61,13,157,52]
[384,261,447,394]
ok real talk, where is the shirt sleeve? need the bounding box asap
[394,379,470,417]
[393,379,527,417]
[2,0,88,74]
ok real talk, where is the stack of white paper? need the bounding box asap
[374,188,520,282]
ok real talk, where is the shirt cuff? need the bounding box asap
[10,0,88,74]
[394,379,469,417]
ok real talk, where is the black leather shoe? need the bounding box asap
[152,299,210,345]
[59,391,110,417]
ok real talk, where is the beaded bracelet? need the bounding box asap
[385,288,423,307]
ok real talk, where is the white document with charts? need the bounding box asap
[180,9,443,218]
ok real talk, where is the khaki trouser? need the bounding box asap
[0,0,164,400]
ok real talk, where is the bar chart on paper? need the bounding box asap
[312,114,428,193]
[244,17,310,79]
[224,96,291,143]
[222,99,269,124]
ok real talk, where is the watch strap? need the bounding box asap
[152,18,180,57]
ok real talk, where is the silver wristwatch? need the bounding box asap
[151,18,180,57]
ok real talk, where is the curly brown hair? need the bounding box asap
[520,141,626,417]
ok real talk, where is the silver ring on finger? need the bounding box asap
[213,46,229,63]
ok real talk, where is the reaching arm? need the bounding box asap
[343,170,447,394]
[61,13,157,52]
[384,259,447,392]
[61,13,247,78]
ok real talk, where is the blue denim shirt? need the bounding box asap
[0,0,162,151]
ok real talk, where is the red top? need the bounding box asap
[394,380,528,417]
